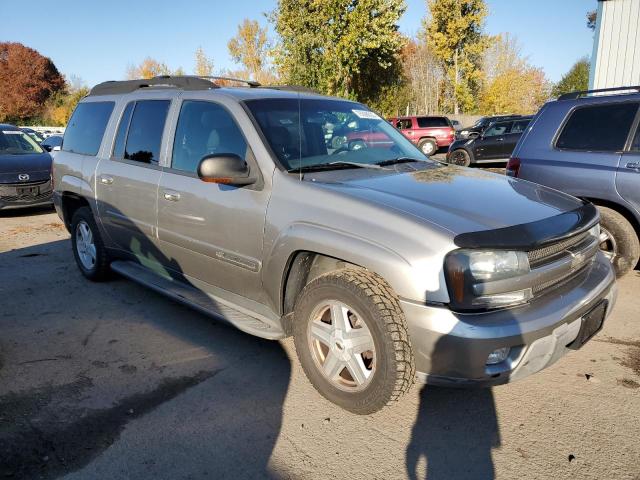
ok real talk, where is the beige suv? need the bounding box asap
[53,76,616,414]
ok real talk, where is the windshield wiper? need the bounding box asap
[287,161,384,173]
[376,157,424,166]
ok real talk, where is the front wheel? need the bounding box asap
[449,149,471,167]
[293,268,415,414]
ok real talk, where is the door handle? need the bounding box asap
[163,191,181,202]
[99,175,114,185]
[626,162,640,172]
[496,137,505,142]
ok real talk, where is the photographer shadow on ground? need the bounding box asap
[0,202,292,480]
[406,307,524,480]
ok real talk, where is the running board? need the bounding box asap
[110,260,285,340]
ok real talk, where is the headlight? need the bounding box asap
[445,249,532,311]
[461,130,469,135]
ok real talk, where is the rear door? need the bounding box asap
[473,121,512,161]
[500,118,531,158]
[95,95,172,256]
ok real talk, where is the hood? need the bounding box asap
[0,153,52,184]
[308,162,590,247]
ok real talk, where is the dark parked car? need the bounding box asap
[19,127,45,143]
[41,135,63,152]
[458,114,524,139]
[388,115,456,155]
[0,124,53,210]
[508,86,640,277]
[447,116,533,166]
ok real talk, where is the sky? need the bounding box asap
[0,0,597,88]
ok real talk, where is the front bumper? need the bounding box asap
[0,181,53,210]
[401,252,616,386]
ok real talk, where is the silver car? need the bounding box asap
[53,76,616,414]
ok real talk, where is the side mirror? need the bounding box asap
[197,154,255,186]
[468,132,480,139]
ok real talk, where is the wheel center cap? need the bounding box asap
[330,331,351,360]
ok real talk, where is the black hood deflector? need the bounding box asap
[453,202,599,250]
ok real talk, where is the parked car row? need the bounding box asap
[50,76,616,414]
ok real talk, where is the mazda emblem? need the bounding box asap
[18,173,30,181]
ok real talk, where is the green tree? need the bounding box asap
[552,58,589,98]
[228,19,270,80]
[271,0,406,105]
[424,0,489,114]
[194,47,214,76]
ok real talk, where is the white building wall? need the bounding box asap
[589,0,640,89]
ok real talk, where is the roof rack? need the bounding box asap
[88,75,263,96]
[258,84,319,94]
[558,85,640,101]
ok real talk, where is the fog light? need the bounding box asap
[486,347,510,365]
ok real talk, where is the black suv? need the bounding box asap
[457,114,524,139]
[446,116,533,166]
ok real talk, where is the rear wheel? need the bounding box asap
[449,149,471,167]
[418,138,437,156]
[597,206,639,277]
[293,268,415,414]
[71,206,111,281]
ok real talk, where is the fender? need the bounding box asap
[262,221,417,315]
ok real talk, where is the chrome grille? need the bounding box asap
[529,229,599,297]
[527,231,589,267]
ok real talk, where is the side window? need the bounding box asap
[556,102,639,152]
[63,102,115,155]
[112,102,134,159]
[171,101,247,173]
[484,122,511,137]
[511,120,530,134]
[396,119,412,130]
[124,100,170,164]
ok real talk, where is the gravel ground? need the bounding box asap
[1,206,639,480]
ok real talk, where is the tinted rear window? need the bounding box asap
[63,102,115,155]
[416,117,450,128]
[124,100,170,164]
[556,103,639,151]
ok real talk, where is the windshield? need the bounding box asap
[245,98,428,170]
[0,129,44,155]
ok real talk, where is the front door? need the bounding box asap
[156,99,270,300]
[474,121,512,161]
[95,98,171,260]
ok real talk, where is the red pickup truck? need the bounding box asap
[388,116,456,155]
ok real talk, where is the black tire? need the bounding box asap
[70,206,111,281]
[417,138,437,156]
[449,149,471,167]
[597,206,640,277]
[293,268,415,414]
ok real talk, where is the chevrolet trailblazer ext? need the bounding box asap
[53,76,616,414]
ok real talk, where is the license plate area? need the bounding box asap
[568,299,608,349]
[17,186,38,197]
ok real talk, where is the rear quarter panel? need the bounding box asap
[514,101,621,204]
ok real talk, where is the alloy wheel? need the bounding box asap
[75,220,97,270]
[599,226,618,262]
[307,300,376,392]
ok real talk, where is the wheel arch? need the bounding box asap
[60,192,92,232]
[583,197,640,239]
